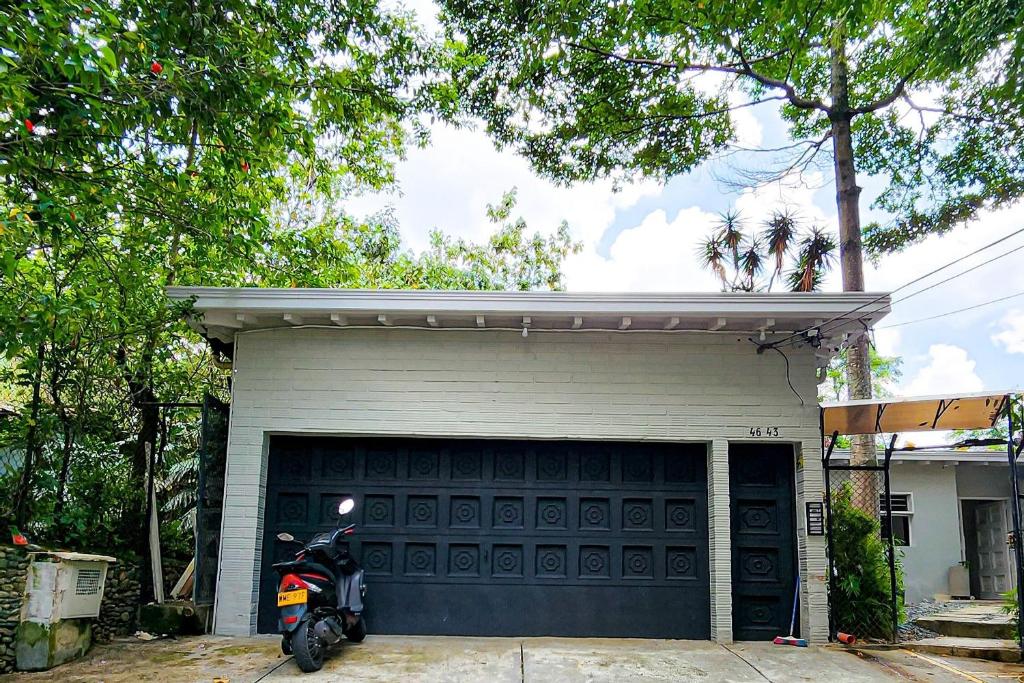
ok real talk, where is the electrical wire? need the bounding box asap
[891,241,1024,305]
[809,238,1024,342]
[767,345,805,406]
[876,289,1024,329]
[764,225,1024,349]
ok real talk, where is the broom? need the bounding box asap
[773,574,808,647]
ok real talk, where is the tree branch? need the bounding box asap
[568,41,831,113]
[850,71,916,115]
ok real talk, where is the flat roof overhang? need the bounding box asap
[166,287,891,357]
[821,391,1012,436]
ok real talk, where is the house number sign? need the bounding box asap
[748,426,780,437]
[806,502,825,536]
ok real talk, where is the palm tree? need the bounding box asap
[698,210,835,292]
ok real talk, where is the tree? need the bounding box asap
[2,0,439,597]
[438,0,1024,464]
[821,347,903,404]
[699,209,835,292]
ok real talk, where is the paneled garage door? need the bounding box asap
[258,436,710,638]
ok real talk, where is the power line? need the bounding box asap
[891,242,1024,305]
[877,289,1024,329]
[766,225,1024,348]
[812,238,1024,340]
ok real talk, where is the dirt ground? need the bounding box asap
[0,635,284,682]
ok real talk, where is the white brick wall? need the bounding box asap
[215,327,828,642]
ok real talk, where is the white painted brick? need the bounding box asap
[214,327,828,641]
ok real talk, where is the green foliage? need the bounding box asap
[698,210,835,292]
[1001,588,1020,641]
[821,348,903,403]
[0,0,575,561]
[830,482,904,640]
[438,0,1024,252]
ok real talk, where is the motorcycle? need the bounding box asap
[274,497,367,672]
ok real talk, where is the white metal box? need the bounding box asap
[22,552,116,623]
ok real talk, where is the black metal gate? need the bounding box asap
[823,435,900,642]
[194,394,229,608]
[258,435,711,638]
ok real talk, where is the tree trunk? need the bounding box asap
[830,37,874,469]
[13,342,46,527]
[133,390,160,604]
[53,420,75,531]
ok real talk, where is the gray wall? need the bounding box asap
[216,327,828,641]
[888,462,1012,603]
[956,463,1013,499]
[888,463,961,604]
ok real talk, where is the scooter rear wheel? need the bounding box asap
[292,619,325,673]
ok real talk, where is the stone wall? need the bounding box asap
[93,563,141,643]
[0,544,30,674]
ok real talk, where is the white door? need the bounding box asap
[975,501,1011,599]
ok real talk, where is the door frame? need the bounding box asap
[255,433,714,637]
[958,496,1014,597]
[727,442,800,641]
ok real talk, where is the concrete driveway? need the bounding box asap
[4,634,1024,682]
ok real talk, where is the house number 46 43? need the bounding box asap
[749,426,780,437]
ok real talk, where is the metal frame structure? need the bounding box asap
[821,393,1022,651]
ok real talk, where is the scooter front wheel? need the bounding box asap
[292,619,325,673]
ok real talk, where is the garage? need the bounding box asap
[171,287,893,641]
[258,436,710,638]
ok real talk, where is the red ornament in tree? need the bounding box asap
[150,61,163,75]
[241,161,250,173]
[24,119,34,134]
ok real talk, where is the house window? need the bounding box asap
[879,493,912,546]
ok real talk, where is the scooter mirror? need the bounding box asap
[277,532,294,542]
[338,498,356,516]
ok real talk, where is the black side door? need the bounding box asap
[729,443,797,641]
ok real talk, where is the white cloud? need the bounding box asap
[563,207,722,292]
[873,328,902,358]
[992,310,1024,354]
[902,344,984,397]
[563,171,834,292]
[345,123,661,253]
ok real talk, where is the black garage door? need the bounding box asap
[258,436,710,638]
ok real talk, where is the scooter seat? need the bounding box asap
[273,558,336,580]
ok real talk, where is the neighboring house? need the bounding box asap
[834,449,1016,604]
[167,287,891,644]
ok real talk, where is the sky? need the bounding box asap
[349,0,1024,420]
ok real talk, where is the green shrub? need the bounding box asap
[830,482,905,640]
[1001,588,1019,640]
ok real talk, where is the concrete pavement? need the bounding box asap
[5,634,1024,682]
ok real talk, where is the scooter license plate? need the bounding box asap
[277,589,307,607]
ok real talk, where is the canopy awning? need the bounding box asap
[821,391,1012,436]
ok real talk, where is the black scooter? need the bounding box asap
[274,498,367,673]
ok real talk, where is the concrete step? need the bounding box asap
[903,637,1021,663]
[914,615,1015,639]
[914,604,1015,639]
